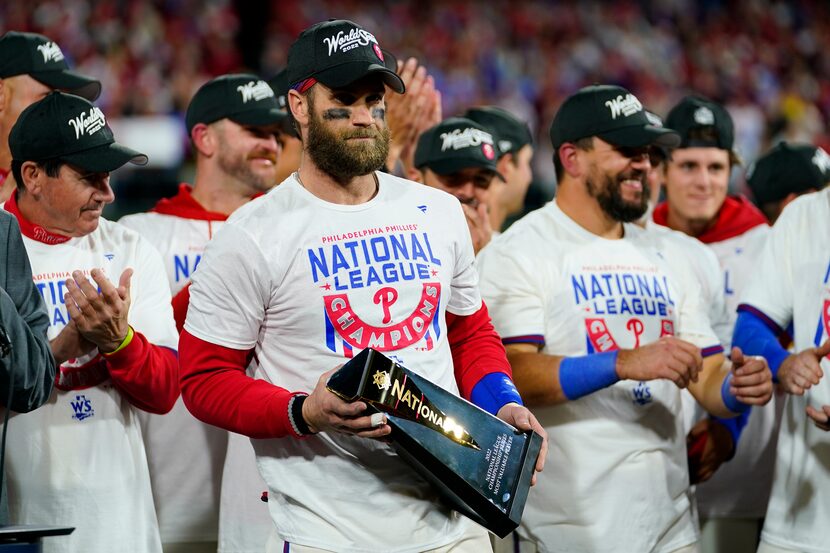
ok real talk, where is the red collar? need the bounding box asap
[652,195,768,244]
[4,191,72,245]
[150,184,230,221]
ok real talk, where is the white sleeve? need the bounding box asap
[446,201,482,316]
[739,208,795,329]
[184,223,272,349]
[129,236,178,349]
[674,262,721,352]
[698,246,733,347]
[478,241,546,342]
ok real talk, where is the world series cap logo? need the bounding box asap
[323,27,379,56]
[604,94,643,120]
[440,127,495,152]
[36,41,64,64]
[237,80,274,103]
[68,107,106,140]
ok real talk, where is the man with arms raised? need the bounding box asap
[179,19,545,553]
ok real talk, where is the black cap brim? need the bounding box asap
[229,107,288,128]
[61,143,148,173]
[30,69,102,101]
[598,125,680,149]
[315,62,405,94]
[426,158,505,182]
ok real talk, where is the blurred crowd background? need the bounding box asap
[2,0,829,217]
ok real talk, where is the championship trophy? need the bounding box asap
[327,348,543,538]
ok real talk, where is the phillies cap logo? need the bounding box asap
[372,43,384,62]
[482,143,495,160]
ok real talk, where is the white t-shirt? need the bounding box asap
[740,189,830,553]
[5,217,178,553]
[120,207,230,544]
[478,200,720,553]
[185,173,482,553]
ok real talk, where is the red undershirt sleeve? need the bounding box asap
[170,283,191,335]
[104,329,179,414]
[178,329,306,439]
[446,302,512,400]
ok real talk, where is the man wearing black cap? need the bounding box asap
[3,91,179,553]
[119,73,284,553]
[653,96,779,553]
[747,141,830,223]
[463,106,534,233]
[412,117,502,254]
[0,31,101,202]
[478,84,772,553]
[178,19,546,553]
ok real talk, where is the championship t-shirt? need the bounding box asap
[740,189,830,553]
[4,217,178,553]
[478,200,721,553]
[185,173,481,553]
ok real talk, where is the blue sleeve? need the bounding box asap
[470,372,523,415]
[732,307,791,381]
[711,410,751,459]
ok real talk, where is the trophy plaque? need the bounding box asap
[327,348,543,538]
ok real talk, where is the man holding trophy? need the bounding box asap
[178,19,546,553]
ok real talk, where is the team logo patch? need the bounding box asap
[70,394,95,421]
[482,143,495,160]
[694,106,715,125]
[372,43,384,62]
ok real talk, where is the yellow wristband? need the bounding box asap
[103,326,134,356]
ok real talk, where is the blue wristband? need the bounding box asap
[559,351,620,400]
[720,373,751,414]
[711,411,750,459]
[733,309,790,382]
[470,372,523,415]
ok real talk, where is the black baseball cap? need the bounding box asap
[414,117,503,179]
[747,142,830,205]
[0,31,101,101]
[463,106,533,157]
[286,19,404,93]
[10,91,147,172]
[665,95,734,150]
[185,74,285,134]
[550,85,679,150]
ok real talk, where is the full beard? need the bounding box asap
[587,168,650,223]
[306,108,391,184]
